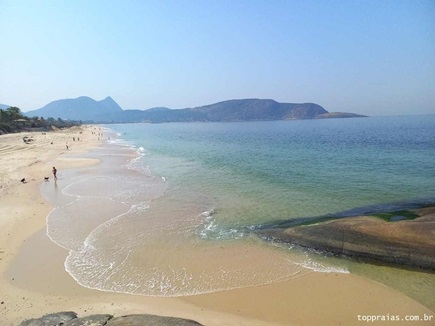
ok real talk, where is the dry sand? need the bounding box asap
[0,127,433,326]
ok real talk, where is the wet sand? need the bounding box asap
[0,127,433,326]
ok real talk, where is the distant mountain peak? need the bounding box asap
[25,96,123,120]
[99,96,122,111]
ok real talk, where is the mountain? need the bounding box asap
[25,96,366,123]
[138,99,365,122]
[0,104,12,109]
[188,99,327,121]
[121,99,329,123]
[26,96,122,121]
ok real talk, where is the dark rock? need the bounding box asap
[258,208,435,270]
[20,311,78,326]
[106,314,203,326]
[63,314,113,326]
[20,312,203,326]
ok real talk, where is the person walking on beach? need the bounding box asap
[52,166,57,181]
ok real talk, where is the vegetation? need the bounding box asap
[371,210,420,222]
[0,106,81,135]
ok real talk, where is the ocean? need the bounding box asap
[41,116,435,306]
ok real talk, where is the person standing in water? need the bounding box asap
[52,166,57,181]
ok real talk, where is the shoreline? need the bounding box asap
[1,127,433,325]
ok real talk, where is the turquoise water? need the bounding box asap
[42,116,435,302]
[109,116,435,235]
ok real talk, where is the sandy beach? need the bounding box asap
[1,126,433,326]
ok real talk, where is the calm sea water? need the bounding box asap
[111,116,435,230]
[42,116,435,305]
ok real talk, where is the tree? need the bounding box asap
[8,107,22,119]
[0,107,24,122]
[0,108,80,135]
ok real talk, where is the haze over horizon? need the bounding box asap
[1,0,434,116]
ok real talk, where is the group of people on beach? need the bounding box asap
[21,129,95,184]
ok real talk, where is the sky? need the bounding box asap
[0,0,434,116]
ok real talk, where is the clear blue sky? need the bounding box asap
[1,0,434,115]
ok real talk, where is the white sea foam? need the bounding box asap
[125,152,156,178]
[295,259,350,274]
[201,209,215,218]
[271,242,349,274]
[198,209,245,240]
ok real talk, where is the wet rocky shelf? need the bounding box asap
[257,206,435,271]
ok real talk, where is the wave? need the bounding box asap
[197,209,245,240]
[294,259,349,274]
